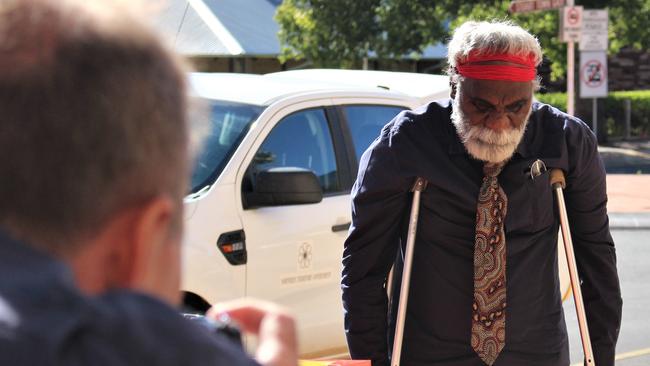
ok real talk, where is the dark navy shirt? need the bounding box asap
[342,100,622,366]
[0,230,259,366]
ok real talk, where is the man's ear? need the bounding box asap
[450,79,457,100]
[68,195,176,296]
[127,196,176,289]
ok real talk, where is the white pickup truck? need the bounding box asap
[181,69,449,357]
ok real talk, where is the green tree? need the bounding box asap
[276,0,650,80]
[275,0,380,68]
[373,0,448,58]
[275,0,448,68]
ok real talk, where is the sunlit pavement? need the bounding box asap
[565,230,650,365]
[595,143,650,213]
[612,352,650,366]
[606,175,650,214]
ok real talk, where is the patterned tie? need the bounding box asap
[471,162,508,365]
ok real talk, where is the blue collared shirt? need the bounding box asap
[0,230,259,366]
[342,100,622,366]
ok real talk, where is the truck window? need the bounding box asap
[343,105,405,163]
[248,108,340,193]
[190,100,264,194]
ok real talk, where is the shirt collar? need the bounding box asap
[0,228,75,284]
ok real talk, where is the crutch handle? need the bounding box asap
[412,177,428,192]
[550,168,566,189]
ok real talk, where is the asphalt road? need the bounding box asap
[600,146,650,174]
[564,229,650,365]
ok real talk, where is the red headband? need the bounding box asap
[456,51,537,81]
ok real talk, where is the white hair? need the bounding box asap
[447,20,543,71]
[451,95,531,164]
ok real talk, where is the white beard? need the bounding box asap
[451,98,531,164]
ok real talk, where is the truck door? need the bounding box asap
[238,107,350,355]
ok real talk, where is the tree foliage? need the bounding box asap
[275,0,447,68]
[276,0,650,80]
[276,0,379,68]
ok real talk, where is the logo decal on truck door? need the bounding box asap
[298,241,313,270]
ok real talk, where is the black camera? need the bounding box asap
[182,312,243,347]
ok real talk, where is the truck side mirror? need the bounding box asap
[243,167,323,209]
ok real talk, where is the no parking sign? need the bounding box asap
[579,50,608,98]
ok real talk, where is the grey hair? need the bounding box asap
[447,20,543,68]
[446,20,543,89]
[0,0,191,252]
[447,21,542,67]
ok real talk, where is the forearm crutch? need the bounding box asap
[391,177,427,366]
[550,169,595,366]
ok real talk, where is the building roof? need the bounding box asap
[205,0,280,55]
[151,0,279,56]
[152,0,447,59]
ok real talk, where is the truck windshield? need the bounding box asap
[189,100,264,194]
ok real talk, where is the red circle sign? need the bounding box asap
[581,60,605,88]
[568,8,580,25]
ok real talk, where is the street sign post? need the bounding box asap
[561,6,583,42]
[578,9,608,138]
[580,50,608,137]
[580,9,608,51]
[580,51,608,98]
[560,4,583,116]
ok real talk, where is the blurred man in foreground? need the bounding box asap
[343,21,621,366]
[0,1,296,365]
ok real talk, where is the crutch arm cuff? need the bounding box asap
[550,168,566,189]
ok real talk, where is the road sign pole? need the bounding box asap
[592,98,598,139]
[625,99,632,139]
[568,41,575,115]
[566,0,575,116]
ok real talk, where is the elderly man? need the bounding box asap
[0,1,295,365]
[342,21,622,366]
